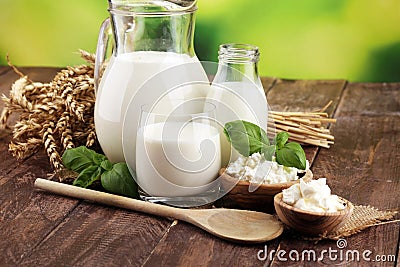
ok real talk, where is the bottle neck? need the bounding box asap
[218,61,260,81]
[215,44,261,83]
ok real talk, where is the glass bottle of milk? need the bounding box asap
[207,44,269,167]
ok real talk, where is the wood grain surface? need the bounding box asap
[0,68,79,266]
[0,68,398,267]
[302,82,400,267]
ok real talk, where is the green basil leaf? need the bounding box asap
[101,163,138,198]
[274,132,289,149]
[285,142,306,154]
[276,142,306,170]
[62,146,106,172]
[224,120,270,157]
[262,145,276,161]
[100,159,113,172]
[72,165,102,188]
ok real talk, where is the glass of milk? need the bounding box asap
[134,99,222,207]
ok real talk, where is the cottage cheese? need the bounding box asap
[282,178,345,213]
[225,153,308,184]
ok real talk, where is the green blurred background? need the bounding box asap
[1,0,400,82]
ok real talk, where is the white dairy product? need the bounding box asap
[136,121,221,197]
[95,51,209,163]
[225,153,306,184]
[282,178,346,213]
[207,82,268,166]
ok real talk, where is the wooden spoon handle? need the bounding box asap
[34,178,184,220]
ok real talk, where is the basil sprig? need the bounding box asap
[224,120,306,170]
[224,120,270,157]
[62,146,138,198]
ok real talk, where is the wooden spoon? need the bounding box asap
[34,178,283,244]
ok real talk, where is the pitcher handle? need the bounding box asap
[94,18,112,93]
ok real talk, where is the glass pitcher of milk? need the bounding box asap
[94,0,208,164]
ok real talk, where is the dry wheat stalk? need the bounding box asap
[0,50,97,180]
[78,49,95,64]
[268,101,336,148]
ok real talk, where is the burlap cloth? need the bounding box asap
[308,204,399,241]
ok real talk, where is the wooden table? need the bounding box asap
[0,67,399,266]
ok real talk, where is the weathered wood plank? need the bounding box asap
[312,82,400,208]
[313,117,400,209]
[18,201,171,267]
[267,79,346,113]
[0,68,21,175]
[0,151,80,266]
[0,66,10,76]
[0,129,19,177]
[0,67,61,94]
[314,82,400,267]
[0,67,14,171]
[334,82,400,116]
[0,67,13,111]
[397,243,400,267]
[0,67,82,266]
[270,82,400,266]
[142,220,279,267]
[261,77,277,95]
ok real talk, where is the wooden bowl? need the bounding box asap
[274,193,353,236]
[219,168,313,213]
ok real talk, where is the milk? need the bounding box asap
[207,81,268,166]
[95,51,209,164]
[136,121,221,197]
